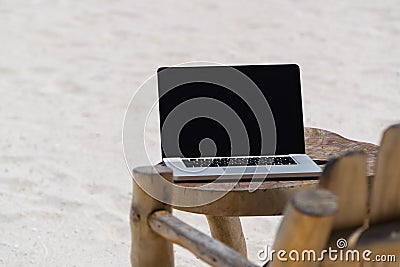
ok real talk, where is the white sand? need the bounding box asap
[1,0,399,266]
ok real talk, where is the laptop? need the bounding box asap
[157,64,322,181]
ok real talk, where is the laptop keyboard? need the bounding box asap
[182,156,297,168]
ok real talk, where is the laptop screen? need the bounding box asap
[157,64,305,159]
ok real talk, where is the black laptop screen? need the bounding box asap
[157,64,305,159]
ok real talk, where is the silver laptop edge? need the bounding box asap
[164,154,321,181]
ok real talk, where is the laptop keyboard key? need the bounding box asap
[182,156,297,168]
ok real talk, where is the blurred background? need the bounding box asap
[0,0,399,266]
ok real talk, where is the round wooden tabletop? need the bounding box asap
[140,127,379,216]
[177,127,378,190]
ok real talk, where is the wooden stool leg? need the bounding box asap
[131,166,174,267]
[206,215,247,257]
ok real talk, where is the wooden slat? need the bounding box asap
[319,152,368,267]
[269,189,337,267]
[149,210,257,267]
[206,215,247,257]
[370,124,400,224]
[131,166,174,267]
[319,151,368,230]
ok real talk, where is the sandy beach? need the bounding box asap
[1,0,399,266]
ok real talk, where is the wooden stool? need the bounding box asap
[130,127,378,266]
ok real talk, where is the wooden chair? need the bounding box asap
[129,126,400,267]
[269,124,400,266]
